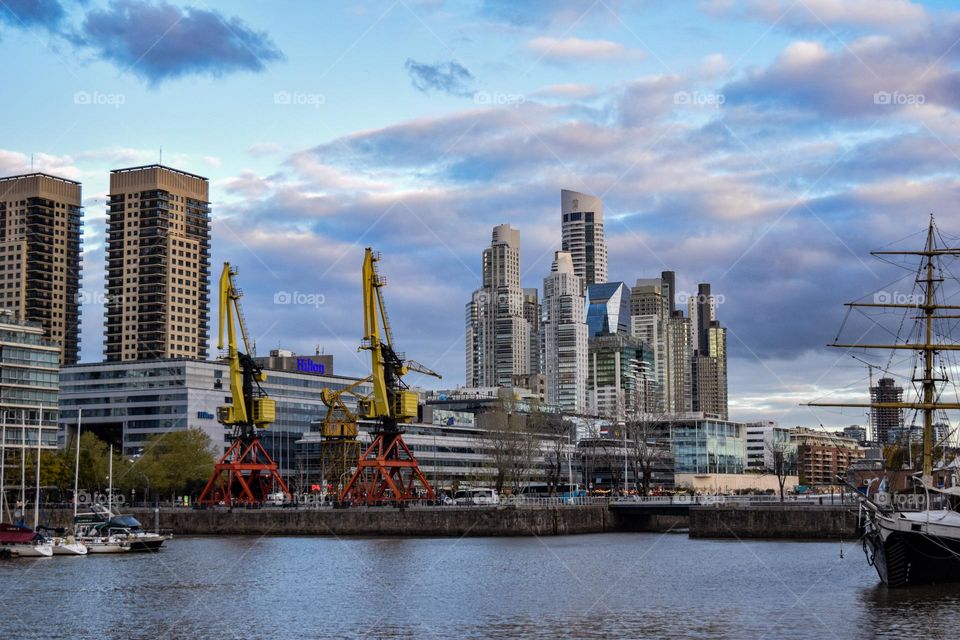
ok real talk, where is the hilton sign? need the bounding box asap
[296,358,325,374]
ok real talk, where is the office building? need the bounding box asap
[0,173,82,364]
[465,224,530,387]
[0,311,60,450]
[585,282,631,338]
[666,415,746,474]
[105,165,211,361]
[870,377,904,443]
[587,333,652,421]
[542,251,588,413]
[560,189,607,285]
[744,421,793,470]
[842,425,868,444]
[57,358,370,482]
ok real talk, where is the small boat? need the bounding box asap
[50,535,88,556]
[82,534,131,554]
[75,505,170,553]
[0,523,53,558]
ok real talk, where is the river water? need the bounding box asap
[1,532,957,639]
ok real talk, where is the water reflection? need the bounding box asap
[0,533,951,639]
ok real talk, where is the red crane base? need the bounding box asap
[339,431,435,504]
[198,437,291,506]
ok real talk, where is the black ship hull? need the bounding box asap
[865,528,960,587]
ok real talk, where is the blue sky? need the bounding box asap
[2,0,959,428]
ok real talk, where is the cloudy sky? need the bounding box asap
[2,0,959,429]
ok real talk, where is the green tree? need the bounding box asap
[134,429,216,499]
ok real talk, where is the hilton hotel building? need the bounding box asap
[105,165,211,361]
[0,173,82,364]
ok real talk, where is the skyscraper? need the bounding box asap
[870,377,904,443]
[542,251,588,413]
[105,165,211,361]
[522,288,541,375]
[584,282,631,338]
[689,283,727,419]
[0,172,82,364]
[664,311,693,414]
[560,189,607,285]
[465,224,530,387]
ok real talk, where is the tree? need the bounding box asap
[533,409,572,497]
[131,429,216,499]
[624,412,671,496]
[768,440,796,502]
[479,395,541,495]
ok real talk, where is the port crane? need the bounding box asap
[198,263,290,506]
[340,248,440,504]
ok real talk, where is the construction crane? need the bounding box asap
[198,263,290,506]
[340,248,441,504]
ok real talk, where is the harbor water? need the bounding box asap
[2,532,957,639]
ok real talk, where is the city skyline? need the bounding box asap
[2,1,959,428]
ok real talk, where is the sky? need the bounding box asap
[2,0,960,430]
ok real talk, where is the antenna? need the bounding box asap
[159,146,163,165]
[30,153,34,171]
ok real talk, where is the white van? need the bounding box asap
[453,488,499,506]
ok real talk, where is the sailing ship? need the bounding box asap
[810,216,960,587]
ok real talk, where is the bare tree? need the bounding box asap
[767,440,796,502]
[624,412,671,496]
[478,396,540,495]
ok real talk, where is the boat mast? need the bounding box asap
[809,216,960,487]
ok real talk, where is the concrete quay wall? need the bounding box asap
[46,505,617,537]
[688,505,859,539]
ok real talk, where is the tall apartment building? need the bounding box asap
[630,278,668,411]
[688,282,728,420]
[465,224,530,387]
[105,165,211,361]
[0,173,82,364]
[560,189,607,286]
[870,377,904,444]
[693,322,728,419]
[542,251,588,413]
[0,311,60,450]
[664,312,693,414]
[522,288,541,375]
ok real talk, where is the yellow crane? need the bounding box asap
[198,263,290,506]
[340,248,440,504]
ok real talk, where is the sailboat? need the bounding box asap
[810,216,960,587]
[0,412,53,558]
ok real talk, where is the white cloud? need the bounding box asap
[526,36,643,63]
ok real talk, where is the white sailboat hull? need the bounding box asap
[51,539,88,556]
[4,542,53,558]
